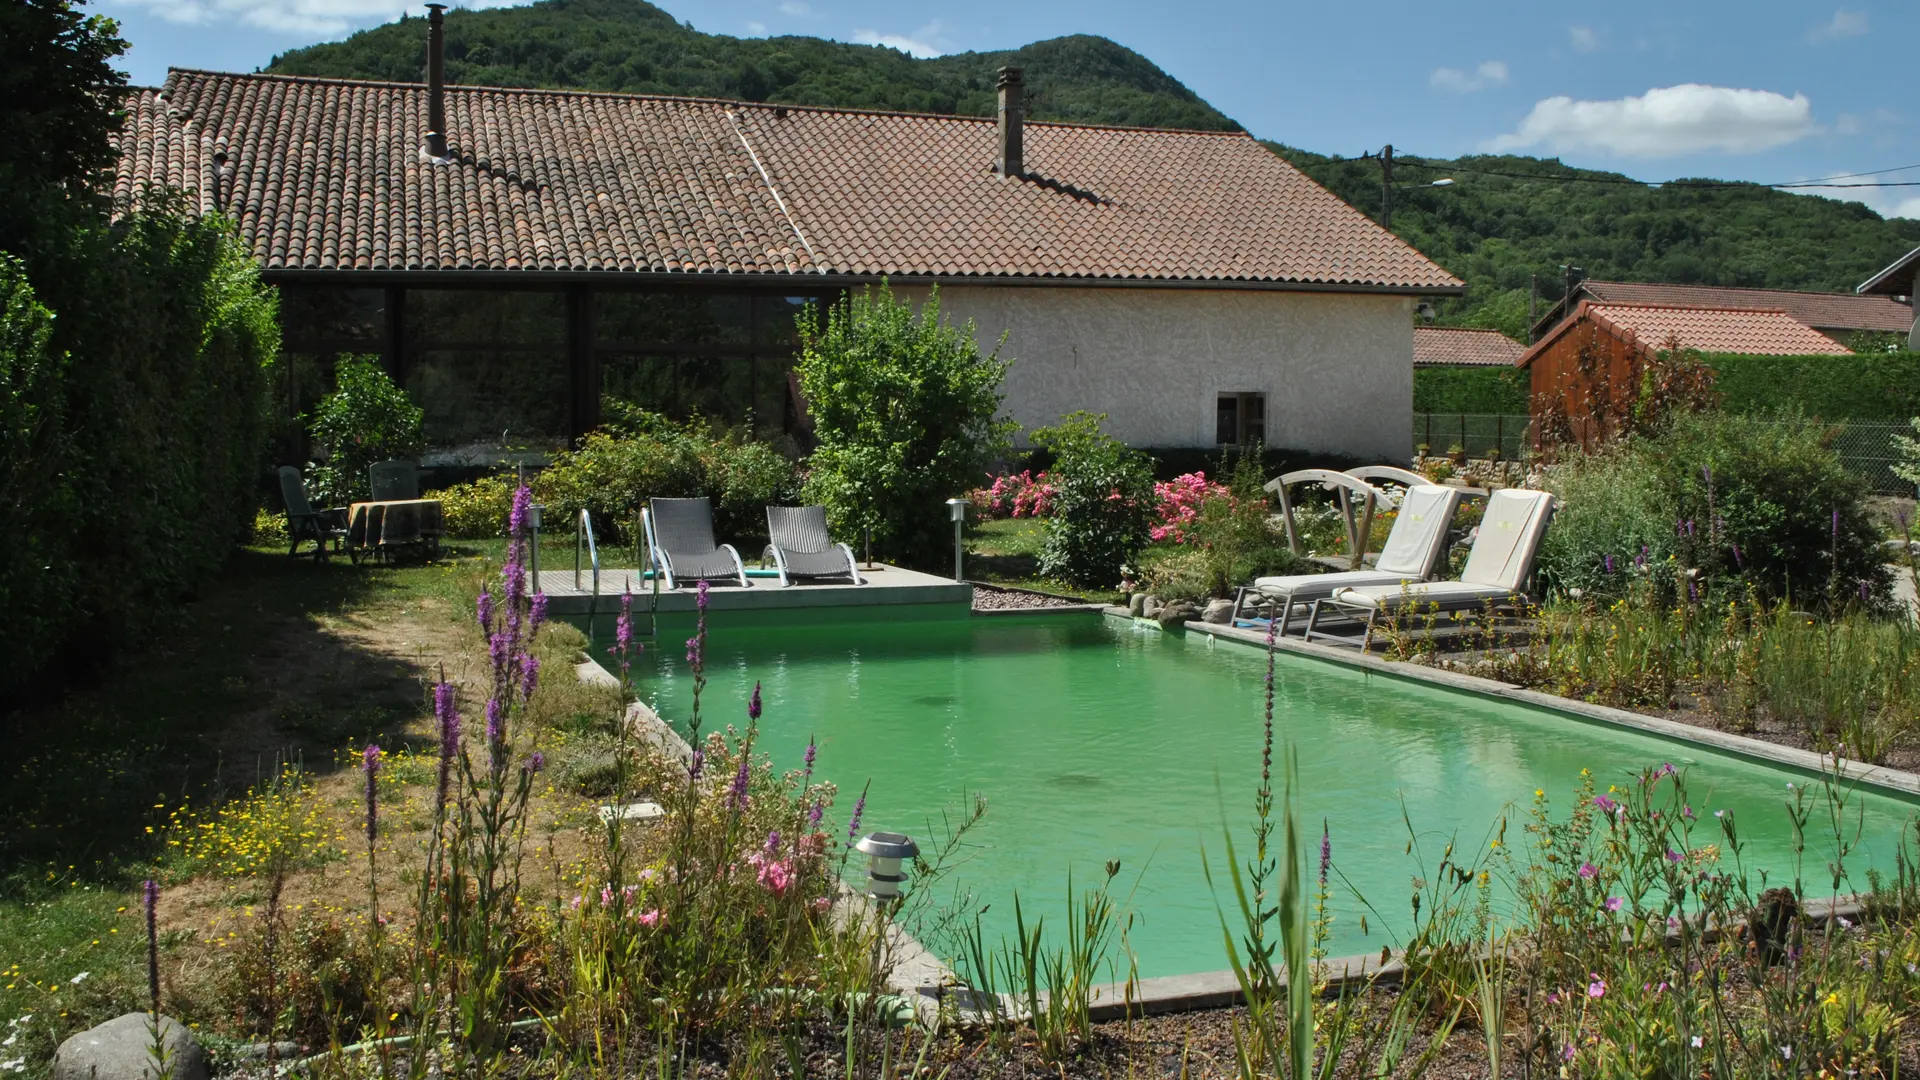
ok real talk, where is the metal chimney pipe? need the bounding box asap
[995,67,1023,179]
[424,3,448,159]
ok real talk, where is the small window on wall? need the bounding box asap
[1216,392,1266,445]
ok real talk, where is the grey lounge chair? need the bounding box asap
[278,465,348,562]
[1231,484,1465,634]
[368,459,420,502]
[642,497,749,589]
[762,506,862,586]
[1304,488,1556,649]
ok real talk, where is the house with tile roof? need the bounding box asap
[111,10,1460,462]
[1529,279,1912,347]
[1518,300,1851,448]
[1413,326,1525,368]
[1858,246,1920,350]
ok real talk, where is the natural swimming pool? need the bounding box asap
[615,608,1920,980]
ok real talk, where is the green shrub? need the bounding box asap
[306,355,425,505]
[1705,350,1920,421]
[1412,365,1530,414]
[1540,411,1891,608]
[1184,448,1307,598]
[536,411,799,544]
[1033,412,1155,588]
[0,210,276,699]
[796,283,1015,569]
[434,473,518,540]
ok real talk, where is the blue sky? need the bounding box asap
[97,0,1920,219]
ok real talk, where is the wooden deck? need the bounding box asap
[529,563,971,616]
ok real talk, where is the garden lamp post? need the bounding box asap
[528,502,544,592]
[853,831,919,901]
[946,497,968,581]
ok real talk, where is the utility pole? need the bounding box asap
[1528,273,1538,344]
[1379,143,1395,231]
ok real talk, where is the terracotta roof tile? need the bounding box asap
[1412,326,1525,367]
[1519,302,1853,367]
[1578,280,1911,334]
[112,70,1462,289]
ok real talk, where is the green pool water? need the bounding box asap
[612,609,1920,980]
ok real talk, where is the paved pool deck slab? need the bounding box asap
[535,563,970,616]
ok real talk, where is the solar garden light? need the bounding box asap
[854,831,919,901]
[945,497,968,581]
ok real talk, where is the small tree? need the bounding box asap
[797,283,1014,567]
[1033,412,1155,588]
[308,355,425,504]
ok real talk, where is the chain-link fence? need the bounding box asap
[1411,413,1918,494]
[1412,413,1533,463]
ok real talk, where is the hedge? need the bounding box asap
[0,211,275,700]
[1413,365,1530,414]
[1702,351,1920,421]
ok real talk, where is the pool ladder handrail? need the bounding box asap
[575,507,601,637]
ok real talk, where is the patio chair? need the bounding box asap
[368,459,420,502]
[1303,488,1556,649]
[641,497,749,589]
[761,505,863,586]
[278,465,348,562]
[1230,484,1464,635]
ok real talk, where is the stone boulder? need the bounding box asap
[1140,595,1163,620]
[1202,598,1235,625]
[1127,592,1148,617]
[52,1013,209,1080]
[1156,600,1197,627]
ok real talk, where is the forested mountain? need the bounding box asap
[262,0,1920,332]
[1273,147,1920,336]
[263,0,1236,131]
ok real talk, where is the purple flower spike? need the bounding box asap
[509,484,532,540]
[803,738,816,780]
[521,653,541,701]
[529,592,549,632]
[808,802,823,827]
[528,751,545,774]
[1861,580,1872,603]
[688,748,704,781]
[433,681,459,811]
[846,786,868,845]
[765,830,782,855]
[696,578,710,612]
[729,755,751,810]
[1318,822,1331,890]
[476,587,493,632]
[486,697,504,748]
[748,681,763,722]
[1603,553,1615,573]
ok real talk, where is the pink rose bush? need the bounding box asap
[1150,472,1229,543]
[972,469,1056,518]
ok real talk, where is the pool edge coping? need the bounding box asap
[1130,610,1920,803]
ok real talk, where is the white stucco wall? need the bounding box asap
[894,285,1413,461]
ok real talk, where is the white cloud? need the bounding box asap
[851,20,945,58]
[1807,9,1868,43]
[1486,84,1817,157]
[745,19,766,34]
[1430,60,1509,94]
[777,1,810,15]
[114,0,532,36]
[1835,112,1863,135]
[1568,25,1601,52]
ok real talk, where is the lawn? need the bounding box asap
[0,540,616,1070]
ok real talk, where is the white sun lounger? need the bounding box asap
[1232,484,1465,635]
[1303,488,1556,649]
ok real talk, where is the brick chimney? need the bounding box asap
[424,3,448,159]
[995,67,1023,178]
